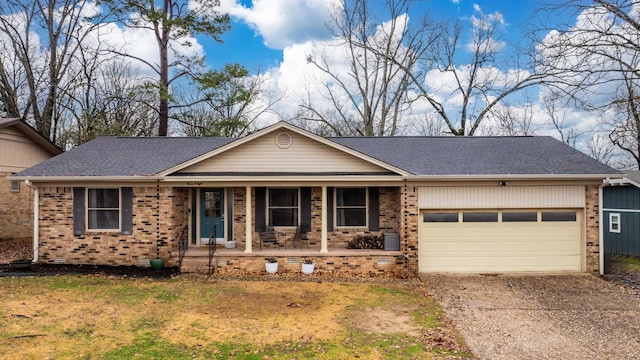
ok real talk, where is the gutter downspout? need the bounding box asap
[24,180,38,263]
[599,179,609,276]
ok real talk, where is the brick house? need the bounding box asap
[0,118,61,240]
[11,122,620,275]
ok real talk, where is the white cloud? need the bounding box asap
[219,0,338,49]
[87,14,204,76]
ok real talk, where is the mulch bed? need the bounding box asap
[0,263,178,278]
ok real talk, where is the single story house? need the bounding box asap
[603,171,640,258]
[11,122,620,275]
[0,118,62,239]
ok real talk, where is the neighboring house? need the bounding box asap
[11,122,620,275]
[603,171,640,257]
[0,118,62,240]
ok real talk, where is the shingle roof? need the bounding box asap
[16,136,234,177]
[625,170,640,184]
[330,136,618,175]
[15,134,619,178]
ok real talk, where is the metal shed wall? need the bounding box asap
[603,186,640,257]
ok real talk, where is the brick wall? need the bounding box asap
[38,186,189,267]
[0,172,33,239]
[585,184,600,274]
[400,184,419,273]
[230,187,401,250]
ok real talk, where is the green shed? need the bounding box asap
[604,171,640,258]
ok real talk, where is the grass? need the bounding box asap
[610,255,640,272]
[0,275,472,359]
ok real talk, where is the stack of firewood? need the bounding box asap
[347,234,383,249]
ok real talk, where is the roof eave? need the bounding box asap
[1,118,63,155]
[9,175,162,182]
[404,173,623,181]
[162,175,404,183]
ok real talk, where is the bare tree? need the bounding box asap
[309,0,551,137]
[58,59,158,148]
[300,0,429,136]
[538,0,640,168]
[488,99,538,136]
[0,0,110,143]
[101,0,230,136]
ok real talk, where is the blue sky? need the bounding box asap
[206,1,545,72]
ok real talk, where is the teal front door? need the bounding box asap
[200,189,224,244]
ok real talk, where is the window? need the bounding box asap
[336,188,367,227]
[424,212,459,223]
[463,212,498,222]
[502,212,537,222]
[541,211,576,222]
[609,213,621,233]
[87,188,120,230]
[268,188,298,226]
[11,181,20,192]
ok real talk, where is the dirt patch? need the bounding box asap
[355,308,421,336]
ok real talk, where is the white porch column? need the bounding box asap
[245,186,253,253]
[321,185,328,253]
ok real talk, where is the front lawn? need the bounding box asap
[0,275,471,359]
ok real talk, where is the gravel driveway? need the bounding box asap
[421,274,640,360]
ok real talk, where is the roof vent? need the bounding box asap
[276,132,292,149]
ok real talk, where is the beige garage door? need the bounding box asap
[419,210,582,273]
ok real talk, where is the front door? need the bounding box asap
[200,189,224,245]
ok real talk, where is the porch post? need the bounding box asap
[245,186,253,253]
[321,185,328,253]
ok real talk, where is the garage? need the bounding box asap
[418,186,585,273]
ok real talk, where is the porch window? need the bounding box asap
[87,188,120,230]
[336,188,367,227]
[268,188,298,227]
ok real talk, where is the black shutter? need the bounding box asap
[121,187,133,235]
[73,187,85,236]
[368,187,379,231]
[300,187,311,227]
[327,187,333,232]
[255,187,266,231]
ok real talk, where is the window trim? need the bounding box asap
[10,180,20,192]
[267,187,299,228]
[609,213,621,233]
[334,187,368,229]
[86,187,121,232]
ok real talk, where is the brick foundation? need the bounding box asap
[211,253,406,276]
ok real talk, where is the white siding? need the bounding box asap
[418,185,585,209]
[179,130,387,174]
[0,127,52,172]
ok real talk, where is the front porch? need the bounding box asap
[179,246,406,275]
